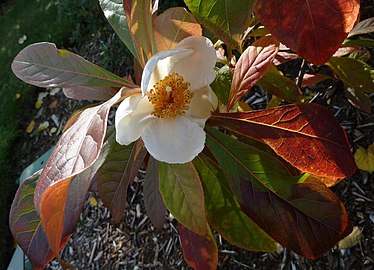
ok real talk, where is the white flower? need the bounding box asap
[115,36,218,164]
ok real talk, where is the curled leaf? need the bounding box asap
[338,226,363,249]
[228,35,279,110]
[354,145,374,173]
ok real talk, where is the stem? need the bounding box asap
[296,59,307,89]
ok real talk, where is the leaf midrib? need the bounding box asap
[212,113,346,148]
[14,60,131,87]
[206,129,342,234]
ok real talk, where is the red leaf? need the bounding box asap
[298,73,331,87]
[10,163,103,269]
[62,149,110,234]
[35,91,122,212]
[206,128,352,259]
[96,139,147,223]
[238,178,352,258]
[63,86,118,101]
[123,0,155,66]
[228,35,279,110]
[31,91,122,265]
[178,223,218,270]
[9,173,55,270]
[273,51,299,66]
[210,103,357,183]
[143,157,167,229]
[333,46,361,57]
[40,179,73,268]
[255,0,360,64]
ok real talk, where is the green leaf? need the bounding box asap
[99,0,137,58]
[96,139,146,223]
[210,65,232,105]
[345,86,372,113]
[193,155,276,252]
[349,49,372,63]
[184,0,256,48]
[258,65,303,103]
[206,126,352,259]
[158,162,207,235]
[12,43,134,88]
[343,38,374,47]
[354,145,374,173]
[327,57,374,93]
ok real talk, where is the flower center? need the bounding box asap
[148,72,193,118]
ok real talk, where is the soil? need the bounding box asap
[7,2,374,270]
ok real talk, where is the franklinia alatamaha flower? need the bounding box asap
[115,36,218,164]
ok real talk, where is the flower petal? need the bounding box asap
[172,36,217,91]
[186,86,218,127]
[115,94,154,145]
[141,48,193,95]
[142,36,217,94]
[141,117,205,164]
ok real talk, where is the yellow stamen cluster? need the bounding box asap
[148,72,193,118]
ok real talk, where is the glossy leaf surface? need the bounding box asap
[158,162,207,235]
[354,145,374,173]
[299,73,331,87]
[126,0,155,66]
[210,103,357,182]
[255,0,360,64]
[63,86,118,101]
[39,179,73,268]
[210,65,232,106]
[12,43,134,88]
[154,7,201,51]
[10,145,112,269]
[178,223,218,270]
[184,0,255,48]
[257,65,302,103]
[348,17,374,38]
[206,127,352,259]
[99,0,137,57]
[345,87,372,113]
[9,172,54,270]
[62,139,112,235]
[193,156,276,252]
[343,38,374,48]
[96,139,146,223]
[35,90,122,211]
[327,57,374,93]
[143,157,167,229]
[228,36,279,110]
